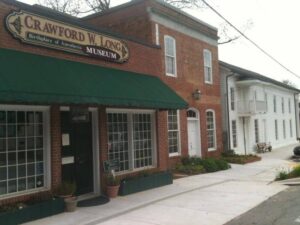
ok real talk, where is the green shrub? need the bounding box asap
[215,159,231,170]
[176,164,205,175]
[290,166,300,177]
[221,149,236,157]
[276,171,289,180]
[201,158,219,172]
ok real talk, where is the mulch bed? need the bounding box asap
[222,155,261,165]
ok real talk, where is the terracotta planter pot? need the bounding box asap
[64,196,77,212]
[106,185,120,198]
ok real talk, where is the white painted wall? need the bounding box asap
[227,76,298,154]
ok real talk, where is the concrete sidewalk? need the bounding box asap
[25,143,299,225]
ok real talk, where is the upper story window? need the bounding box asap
[273,95,277,113]
[206,110,216,150]
[203,49,213,84]
[281,97,284,114]
[288,99,291,113]
[164,36,177,77]
[230,87,235,111]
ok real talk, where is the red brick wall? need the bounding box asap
[86,3,223,162]
[0,2,162,77]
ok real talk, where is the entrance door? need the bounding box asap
[187,109,201,156]
[61,111,94,195]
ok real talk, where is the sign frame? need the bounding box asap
[5,10,130,63]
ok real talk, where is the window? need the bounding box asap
[164,36,176,76]
[232,120,237,148]
[275,120,278,140]
[168,110,180,155]
[107,110,155,172]
[290,119,293,138]
[288,99,291,114]
[254,119,259,143]
[203,49,213,84]
[282,97,284,114]
[283,120,286,139]
[230,87,235,111]
[273,95,277,113]
[0,109,47,197]
[265,93,268,111]
[206,110,216,150]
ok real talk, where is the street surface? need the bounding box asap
[225,185,300,225]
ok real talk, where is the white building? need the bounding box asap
[220,61,300,154]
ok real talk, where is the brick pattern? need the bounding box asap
[0,0,224,202]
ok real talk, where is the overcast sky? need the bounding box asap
[18,0,300,88]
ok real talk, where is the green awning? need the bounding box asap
[0,48,187,109]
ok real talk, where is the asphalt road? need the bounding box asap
[225,185,300,225]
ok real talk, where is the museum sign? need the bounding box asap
[6,11,129,63]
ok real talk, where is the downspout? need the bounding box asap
[225,73,235,151]
[294,93,300,139]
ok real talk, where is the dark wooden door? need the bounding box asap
[61,111,94,195]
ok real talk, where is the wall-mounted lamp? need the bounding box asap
[192,89,201,100]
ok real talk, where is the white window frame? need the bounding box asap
[231,120,237,148]
[282,97,284,114]
[254,119,259,143]
[106,108,157,175]
[206,109,217,151]
[164,35,177,77]
[230,87,235,111]
[168,110,181,157]
[290,119,293,138]
[273,95,277,113]
[283,120,286,139]
[288,98,291,114]
[0,105,50,200]
[275,119,278,140]
[203,49,213,84]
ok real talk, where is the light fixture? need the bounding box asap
[192,89,201,100]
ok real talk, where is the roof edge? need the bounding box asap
[220,61,300,93]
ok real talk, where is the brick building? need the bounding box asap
[0,0,222,204]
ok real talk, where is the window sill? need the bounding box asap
[208,148,216,152]
[205,81,213,85]
[0,187,49,200]
[166,73,177,77]
[169,152,181,157]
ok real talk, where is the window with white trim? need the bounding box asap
[275,120,278,140]
[288,99,291,114]
[168,110,180,155]
[107,111,155,173]
[290,119,293,138]
[164,36,176,76]
[254,119,259,143]
[283,120,286,139]
[203,49,213,84]
[0,110,47,196]
[206,110,216,150]
[282,97,284,114]
[230,87,235,111]
[273,95,277,113]
[232,120,237,148]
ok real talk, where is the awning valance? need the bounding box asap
[0,48,187,109]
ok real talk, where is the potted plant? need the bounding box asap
[54,181,77,212]
[106,172,120,198]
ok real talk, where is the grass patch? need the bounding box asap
[221,150,261,164]
[174,156,231,175]
[276,165,300,181]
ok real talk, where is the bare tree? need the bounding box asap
[37,0,252,45]
[38,0,84,16]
